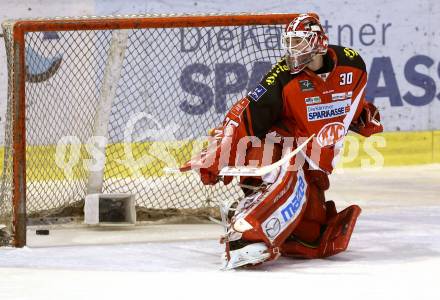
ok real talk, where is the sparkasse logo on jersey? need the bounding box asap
[307,100,351,121]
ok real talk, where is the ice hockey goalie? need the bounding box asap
[181,13,383,269]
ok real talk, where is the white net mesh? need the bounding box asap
[0,14,287,245]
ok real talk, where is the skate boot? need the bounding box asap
[221,238,270,270]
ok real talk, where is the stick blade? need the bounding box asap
[219,166,269,177]
[219,134,315,178]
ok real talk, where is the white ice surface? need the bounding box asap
[1,165,440,300]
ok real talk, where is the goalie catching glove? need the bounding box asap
[350,101,383,137]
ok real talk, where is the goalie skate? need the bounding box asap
[221,241,270,270]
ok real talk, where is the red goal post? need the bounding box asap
[0,13,298,247]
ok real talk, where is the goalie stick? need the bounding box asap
[219,134,315,177]
[164,134,314,177]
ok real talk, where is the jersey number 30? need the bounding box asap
[339,72,353,85]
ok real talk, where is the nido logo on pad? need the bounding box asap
[317,122,347,147]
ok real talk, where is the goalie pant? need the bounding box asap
[230,144,361,261]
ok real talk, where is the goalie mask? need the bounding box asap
[282,14,328,74]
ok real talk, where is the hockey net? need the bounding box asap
[0,13,296,246]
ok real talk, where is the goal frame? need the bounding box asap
[3,13,298,247]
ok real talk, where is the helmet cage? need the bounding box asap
[282,30,318,73]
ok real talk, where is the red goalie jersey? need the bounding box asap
[184,44,383,184]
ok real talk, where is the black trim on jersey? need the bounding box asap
[245,57,295,138]
[242,107,251,136]
[329,44,366,72]
[274,119,291,135]
[316,53,334,74]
